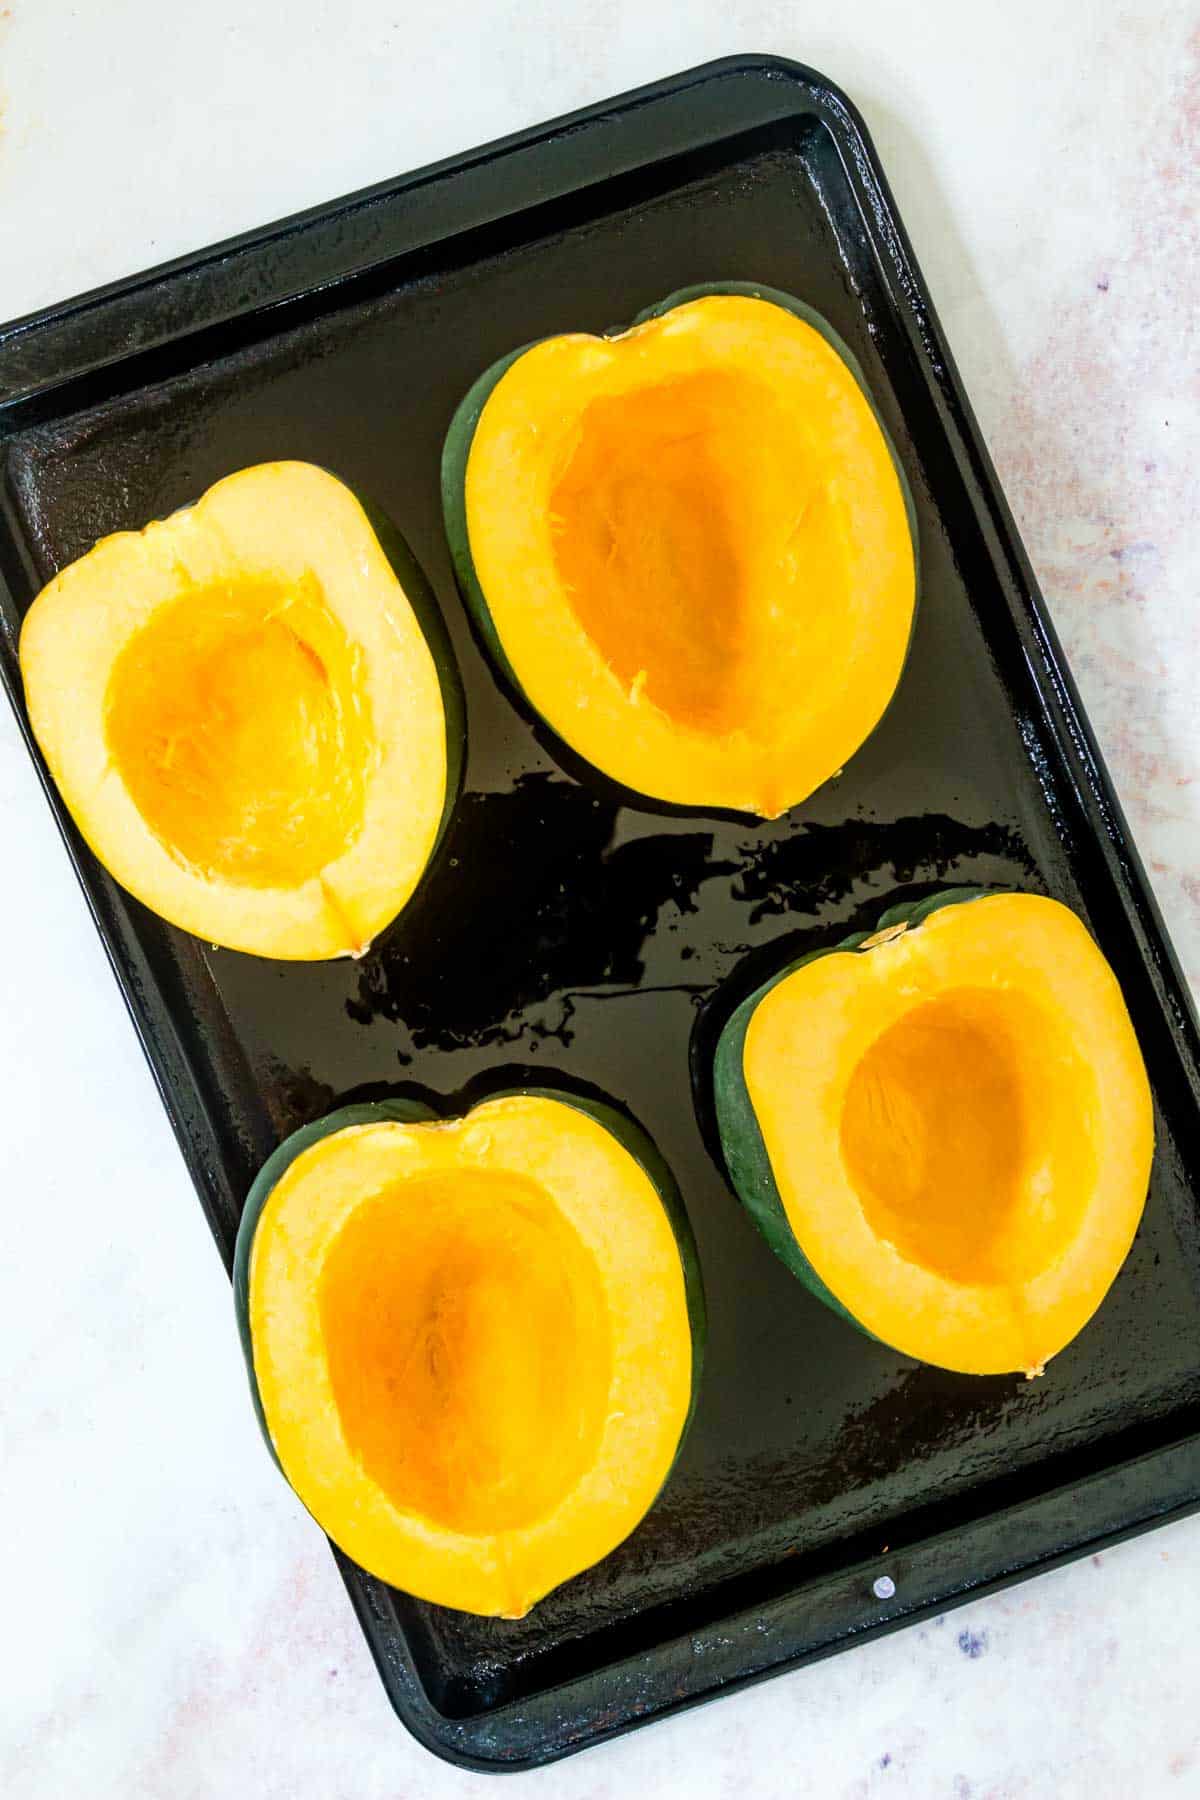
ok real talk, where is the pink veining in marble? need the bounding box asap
[991,26,1200,990]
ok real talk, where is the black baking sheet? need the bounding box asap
[2,55,1199,1771]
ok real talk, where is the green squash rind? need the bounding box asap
[234,1090,706,1483]
[712,888,996,1342]
[439,284,918,813]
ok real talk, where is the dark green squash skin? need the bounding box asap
[234,1090,706,1482]
[712,888,995,1341]
[439,284,918,813]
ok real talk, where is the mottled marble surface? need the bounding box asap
[2,3,1199,1795]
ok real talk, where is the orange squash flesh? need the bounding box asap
[245,1095,699,1617]
[454,292,916,816]
[839,983,1095,1289]
[730,894,1153,1375]
[316,1168,612,1538]
[20,462,459,959]
[546,367,849,740]
[103,571,372,891]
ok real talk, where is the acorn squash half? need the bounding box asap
[443,284,916,816]
[234,1091,705,1617]
[20,462,463,959]
[712,891,1153,1375]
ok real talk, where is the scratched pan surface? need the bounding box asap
[2,56,1200,1771]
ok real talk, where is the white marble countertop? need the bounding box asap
[2,3,1199,1794]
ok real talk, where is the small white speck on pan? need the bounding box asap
[872,1574,896,1601]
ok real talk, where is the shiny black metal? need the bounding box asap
[2,55,1198,1772]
